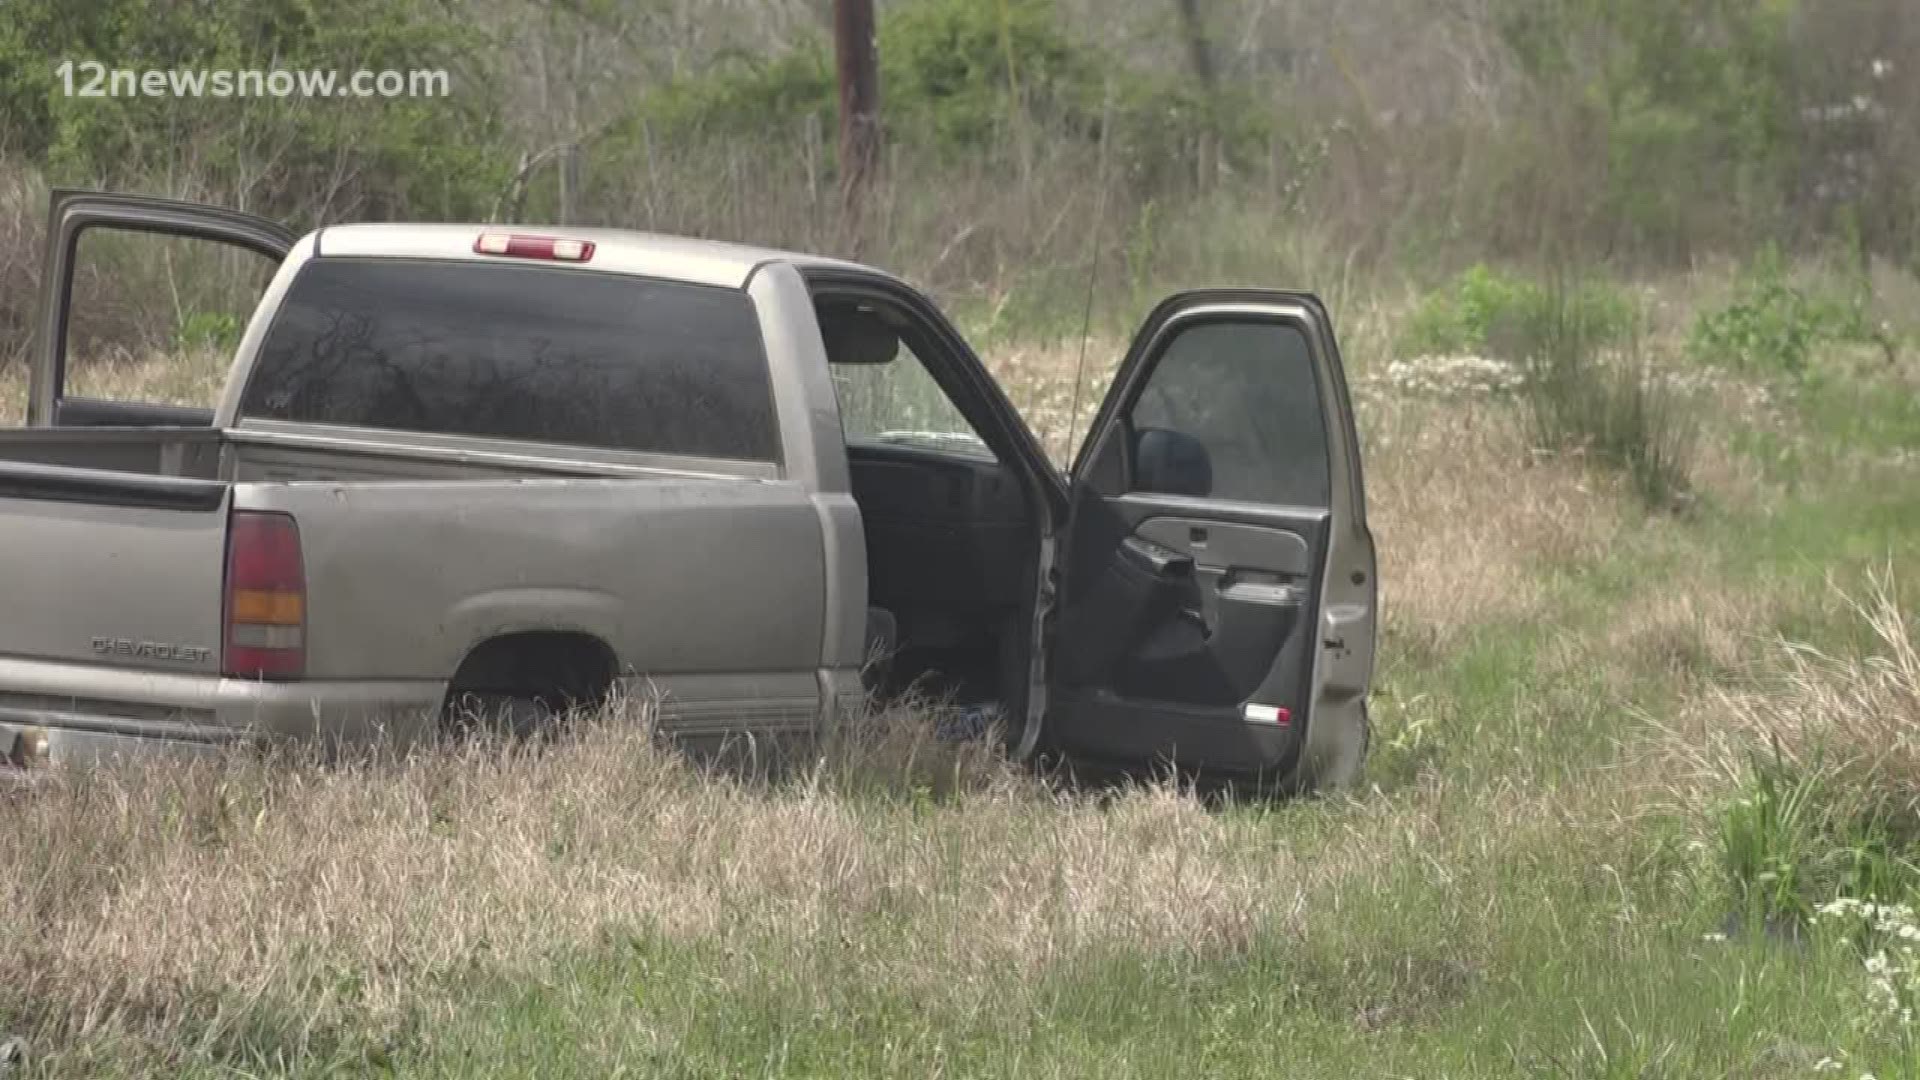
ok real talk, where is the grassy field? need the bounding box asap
[5,260,1920,1078]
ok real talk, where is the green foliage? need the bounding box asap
[1400,265,1636,360]
[1495,0,1797,254]
[174,310,244,355]
[623,46,837,141]
[1690,249,1879,377]
[882,0,1088,151]
[0,0,506,223]
[1718,747,1920,929]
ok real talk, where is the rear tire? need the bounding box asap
[443,691,561,742]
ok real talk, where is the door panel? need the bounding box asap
[1049,291,1376,784]
[32,189,293,428]
[1103,504,1324,706]
[1051,471,1327,774]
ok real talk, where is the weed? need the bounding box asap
[173,310,244,355]
[1689,248,1880,378]
[1517,278,1697,512]
[1715,746,1906,928]
[1399,264,1636,361]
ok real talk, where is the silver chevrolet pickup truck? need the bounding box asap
[0,189,1377,790]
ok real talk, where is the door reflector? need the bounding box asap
[1243,703,1291,725]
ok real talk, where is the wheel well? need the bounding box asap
[444,631,619,708]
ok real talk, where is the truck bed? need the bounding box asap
[0,425,824,697]
[0,426,225,479]
[0,425,689,484]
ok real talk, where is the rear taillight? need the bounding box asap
[223,511,306,679]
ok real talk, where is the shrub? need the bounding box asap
[1688,248,1879,377]
[1399,264,1636,360]
[1514,278,1695,511]
[1493,0,1798,257]
[618,47,837,143]
[882,0,1092,153]
[0,0,506,223]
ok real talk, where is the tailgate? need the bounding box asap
[0,463,229,675]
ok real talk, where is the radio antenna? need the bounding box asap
[1063,80,1116,465]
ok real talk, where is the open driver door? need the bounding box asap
[1046,291,1376,791]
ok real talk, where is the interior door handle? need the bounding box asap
[1121,536,1194,577]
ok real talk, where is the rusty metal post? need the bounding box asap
[834,0,881,253]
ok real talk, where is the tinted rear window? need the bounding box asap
[240,258,778,461]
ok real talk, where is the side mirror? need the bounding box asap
[1133,427,1212,498]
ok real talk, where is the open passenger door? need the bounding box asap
[31,190,294,428]
[1047,291,1376,790]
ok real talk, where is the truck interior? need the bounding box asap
[812,294,1042,727]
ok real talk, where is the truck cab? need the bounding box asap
[1,190,1376,791]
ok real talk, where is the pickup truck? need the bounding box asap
[0,189,1377,790]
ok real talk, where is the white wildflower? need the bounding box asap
[1821,899,1920,1034]
[1371,354,1525,399]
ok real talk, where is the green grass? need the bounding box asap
[75,815,1864,1080]
[400,931,1843,1079]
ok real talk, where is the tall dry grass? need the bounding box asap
[0,347,229,427]
[0,160,45,372]
[1679,573,1920,805]
[0,372,20,426]
[2,687,1641,1067]
[1365,397,1629,652]
[0,704,1292,1053]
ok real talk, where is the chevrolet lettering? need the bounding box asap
[89,637,214,664]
